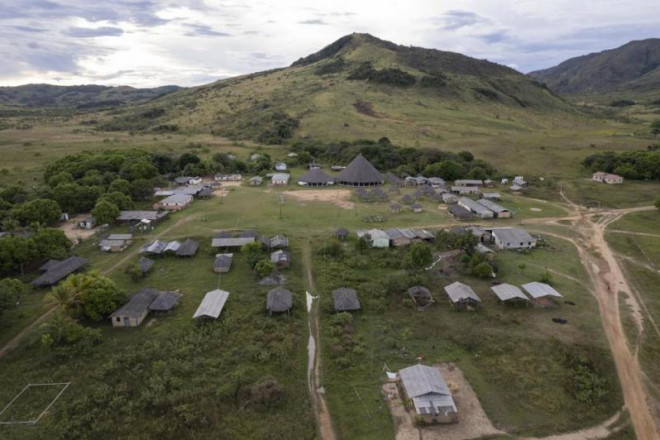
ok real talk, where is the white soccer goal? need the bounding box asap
[0,382,71,426]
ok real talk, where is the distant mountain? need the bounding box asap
[99,33,572,143]
[529,39,660,95]
[0,84,182,109]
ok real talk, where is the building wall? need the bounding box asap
[111,310,149,328]
[494,236,537,250]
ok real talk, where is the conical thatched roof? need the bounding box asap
[299,168,334,185]
[267,286,293,313]
[336,154,384,186]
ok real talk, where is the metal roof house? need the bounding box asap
[270,250,291,269]
[386,228,410,247]
[99,234,133,252]
[332,288,361,312]
[78,216,96,230]
[275,162,288,171]
[157,193,193,211]
[176,238,199,257]
[398,364,458,423]
[356,229,390,248]
[522,282,563,299]
[444,281,481,307]
[491,283,529,303]
[213,253,233,273]
[335,154,384,187]
[458,197,494,219]
[482,192,501,200]
[193,289,230,319]
[31,256,89,287]
[140,240,168,255]
[442,193,459,204]
[447,204,474,221]
[592,171,623,184]
[477,199,511,218]
[259,271,286,286]
[271,173,290,186]
[270,235,289,249]
[491,228,537,250]
[211,236,255,249]
[267,286,293,314]
[118,210,169,223]
[110,288,160,328]
[250,176,263,186]
[454,179,483,187]
[451,186,481,196]
[298,168,335,186]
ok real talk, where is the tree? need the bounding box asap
[472,262,493,279]
[124,263,145,282]
[99,191,133,210]
[518,263,527,273]
[79,274,126,321]
[0,235,38,276]
[47,172,74,188]
[651,120,660,138]
[11,198,62,226]
[406,242,433,270]
[108,178,131,195]
[254,259,274,278]
[458,151,474,162]
[34,228,72,260]
[0,278,27,316]
[178,153,201,170]
[91,200,120,225]
[436,160,466,180]
[129,178,154,201]
[655,197,660,209]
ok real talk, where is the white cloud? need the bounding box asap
[0,0,658,87]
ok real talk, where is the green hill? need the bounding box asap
[97,33,576,145]
[529,39,660,95]
[0,84,181,109]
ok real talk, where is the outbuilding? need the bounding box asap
[193,289,229,319]
[398,364,458,424]
[110,288,160,328]
[477,199,511,218]
[266,286,293,315]
[491,228,537,250]
[78,216,96,229]
[271,250,291,269]
[522,282,563,299]
[213,253,233,273]
[491,283,529,304]
[157,194,193,211]
[332,287,361,312]
[271,173,290,186]
[444,281,481,308]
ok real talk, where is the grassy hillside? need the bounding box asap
[96,33,578,144]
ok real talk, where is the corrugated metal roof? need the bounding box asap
[140,240,168,254]
[491,283,529,301]
[165,241,181,252]
[444,281,481,303]
[160,193,193,205]
[111,288,160,319]
[270,250,290,263]
[118,211,168,221]
[32,257,89,286]
[211,237,255,248]
[108,234,133,240]
[399,364,452,399]
[214,253,233,269]
[193,289,229,319]
[477,198,508,214]
[492,228,535,244]
[176,238,199,256]
[522,282,563,299]
[459,197,494,217]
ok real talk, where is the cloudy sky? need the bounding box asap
[0,0,658,88]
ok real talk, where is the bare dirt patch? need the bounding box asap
[531,207,543,212]
[282,189,355,210]
[384,363,504,440]
[58,214,99,242]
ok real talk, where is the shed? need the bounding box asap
[275,162,287,171]
[335,154,384,187]
[477,199,511,218]
[213,253,233,273]
[444,281,481,306]
[386,228,410,247]
[267,286,293,314]
[174,176,192,185]
[140,240,168,255]
[482,192,501,200]
[270,235,289,248]
[271,173,290,185]
[250,176,263,186]
[31,256,89,287]
[197,186,213,199]
[149,291,182,312]
[441,193,459,204]
[447,204,474,221]
[398,364,457,423]
[78,216,96,229]
[139,256,155,274]
[259,271,286,286]
[407,286,435,309]
[99,234,133,252]
[491,228,536,250]
[271,250,291,269]
[157,193,193,211]
[110,288,159,328]
[413,229,435,241]
[454,179,483,187]
[332,287,361,312]
[491,283,529,303]
[193,289,229,319]
[164,240,181,253]
[522,282,563,299]
[335,227,349,240]
[390,203,402,213]
[176,238,199,257]
[356,229,390,248]
[212,237,255,249]
[118,210,169,223]
[458,197,494,219]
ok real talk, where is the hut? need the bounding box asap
[298,168,335,186]
[176,238,199,257]
[193,289,229,319]
[266,286,293,315]
[521,282,563,300]
[411,203,423,213]
[250,176,263,186]
[32,257,89,287]
[149,291,182,312]
[259,271,287,286]
[335,154,384,187]
[491,283,529,304]
[157,194,193,211]
[213,253,233,273]
[110,288,160,328]
[407,286,435,309]
[390,203,402,213]
[335,227,349,240]
[447,205,474,221]
[398,364,458,424]
[332,287,361,312]
[139,257,155,274]
[444,281,481,308]
[270,250,291,269]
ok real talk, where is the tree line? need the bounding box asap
[582,148,660,180]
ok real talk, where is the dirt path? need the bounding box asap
[523,412,622,440]
[301,241,336,440]
[608,230,660,239]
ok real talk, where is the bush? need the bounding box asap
[125,263,145,282]
[250,377,286,409]
[472,262,493,279]
[318,242,344,258]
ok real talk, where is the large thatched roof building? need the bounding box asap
[335,154,384,187]
[298,168,335,186]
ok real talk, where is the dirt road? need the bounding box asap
[302,241,336,440]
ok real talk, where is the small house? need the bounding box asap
[482,192,501,200]
[491,283,529,304]
[78,216,96,229]
[332,288,361,312]
[483,179,495,188]
[270,235,289,249]
[592,172,623,184]
[398,364,458,424]
[99,234,133,252]
[110,288,160,328]
[193,289,229,319]
[444,281,481,308]
[521,282,563,300]
[513,176,526,186]
[189,177,203,185]
[385,228,410,247]
[140,240,168,255]
[213,253,233,273]
[157,194,193,211]
[334,227,349,240]
[458,197,494,219]
[149,291,182,312]
[176,238,199,257]
[266,286,292,315]
[164,241,181,254]
[411,203,423,213]
[275,163,287,171]
[447,205,474,221]
[250,176,263,186]
[271,173,290,186]
[356,229,390,248]
[271,250,291,269]
[454,179,483,187]
[211,236,255,249]
[451,186,481,196]
[174,176,192,185]
[390,203,402,213]
[32,256,89,287]
[491,228,536,250]
[477,199,511,218]
[441,193,458,204]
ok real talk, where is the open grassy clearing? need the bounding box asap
[608,210,660,235]
[604,232,660,271]
[0,291,47,348]
[560,178,660,208]
[312,235,620,439]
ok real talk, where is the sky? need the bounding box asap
[0,0,658,88]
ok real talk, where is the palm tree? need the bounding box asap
[41,310,74,344]
[44,273,92,314]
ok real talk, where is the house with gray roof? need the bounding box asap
[110,288,160,328]
[140,240,168,255]
[149,291,182,312]
[271,173,290,185]
[270,235,289,249]
[442,193,459,204]
[477,199,511,218]
[193,289,229,319]
[398,364,458,423]
[458,197,494,219]
[32,256,89,287]
[482,192,501,200]
[451,186,481,196]
[259,271,286,286]
[491,228,536,250]
[332,288,361,312]
[491,283,529,303]
[447,204,474,221]
[211,236,255,249]
[157,193,193,211]
[267,286,293,315]
[444,281,481,307]
[213,254,233,273]
[176,238,199,257]
[356,229,390,248]
[99,234,133,252]
[118,210,169,223]
[386,228,410,247]
[522,282,563,299]
[271,250,291,269]
[454,179,483,187]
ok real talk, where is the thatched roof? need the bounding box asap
[267,286,293,313]
[176,238,199,257]
[259,271,286,286]
[332,287,361,312]
[335,227,349,237]
[149,291,182,311]
[139,257,155,273]
[335,154,383,186]
[111,288,160,319]
[298,168,334,185]
[32,256,89,286]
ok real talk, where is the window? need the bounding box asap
[116,317,120,322]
